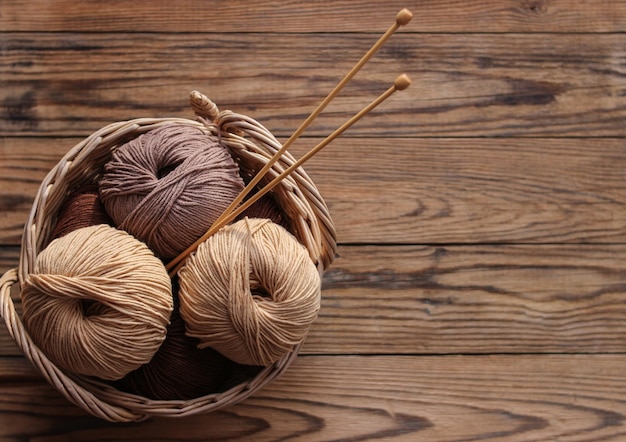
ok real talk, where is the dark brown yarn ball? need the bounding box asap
[114,278,236,400]
[236,192,290,230]
[50,183,113,239]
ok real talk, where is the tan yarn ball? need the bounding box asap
[21,224,173,381]
[178,218,321,366]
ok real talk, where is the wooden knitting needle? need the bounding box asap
[200,9,413,246]
[167,74,411,276]
[166,9,412,274]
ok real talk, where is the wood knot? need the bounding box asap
[520,0,549,15]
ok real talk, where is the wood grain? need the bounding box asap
[0,357,38,381]
[1,0,625,436]
[2,137,625,245]
[0,355,625,441]
[1,0,625,33]
[1,33,624,137]
[303,138,626,244]
[3,244,626,356]
[309,244,626,354]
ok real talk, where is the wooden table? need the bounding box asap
[1,1,625,440]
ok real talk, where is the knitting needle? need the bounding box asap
[167,74,411,276]
[166,9,412,274]
[203,9,413,244]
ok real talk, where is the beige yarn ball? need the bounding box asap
[178,218,321,366]
[21,224,173,381]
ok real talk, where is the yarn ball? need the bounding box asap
[178,218,321,366]
[114,278,235,400]
[98,123,245,261]
[50,183,113,239]
[20,224,173,381]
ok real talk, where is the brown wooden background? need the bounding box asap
[1,0,626,440]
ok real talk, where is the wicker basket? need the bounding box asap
[0,92,337,422]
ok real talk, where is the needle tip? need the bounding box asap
[394,74,412,91]
[396,8,413,26]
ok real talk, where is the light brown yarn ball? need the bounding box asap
[21,224,173,381]
[178,218,321,366]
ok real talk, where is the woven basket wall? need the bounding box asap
[0,92,337,422]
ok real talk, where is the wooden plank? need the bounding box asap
[306,138,626,244]
[308,244,626,354]
[2,137,625,245]
[1,0,625,33]
[1,33,624,137]
[0,247,20,272]
[0,357,39,381]
[3,244,626,356]
[0,354,625,440]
